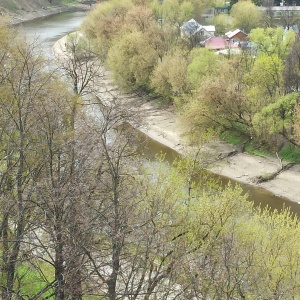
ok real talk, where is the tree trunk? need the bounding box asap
[54,220,65,300]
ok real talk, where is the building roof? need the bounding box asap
[204,37,231,50]
[225,29,246,39]
[204,37,241,50]
[180,19,202,36]
[203,25,216,33]
[215,48,241,55]
[259,6,300,11]
[284,24,299,34]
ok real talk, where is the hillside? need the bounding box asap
[0,0,90,24]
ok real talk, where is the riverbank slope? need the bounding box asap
[0,0,91,24]
[53,35,300,204]
[113,89,300,204]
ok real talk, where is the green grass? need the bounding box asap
[221,130,300,163]
[17,262,54,299]
[16,262,105,299]
[244,142,270,157]
[221,130,271,157]
[279,144,300,163]
[220,130,244,145]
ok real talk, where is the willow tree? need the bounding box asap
[181,54,254,137]
[150,0,195,27]
[107,30,158,90]
[230,1,263,33]
[81,0,134,56]
[253,92,300,146]
[150,49,190,101]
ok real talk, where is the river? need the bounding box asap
[17,11,87,55]
[18,11,300,217]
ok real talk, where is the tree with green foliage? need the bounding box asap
[230,1,262,33]
[239,27,298,145]
[0,29,52,299]
[181,184,255,299]
[244,53,284,110]
[187,47,220,87]
[253,93,300,147]
[123,5,156,33]
[81,0,134,56]
[0,18,104,300]
[249,27,295,60]
[213,14,231,36]
[150,49,189,101]
[107,30,158,89]
[123,4,181,61]
[0,24,100,298]
[251,209,300,298]
[87,157,191,299]
[182,55,254,136]
[31,80,91,300]
[181,181,300,298]
[151,0,195,27]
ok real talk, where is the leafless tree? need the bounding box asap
[0,33,52,299]
[55,32,105,97]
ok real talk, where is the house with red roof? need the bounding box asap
[204,37,240,51]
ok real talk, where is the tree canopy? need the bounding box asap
[230,1,263,33]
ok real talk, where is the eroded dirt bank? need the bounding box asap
[0,0,91,25]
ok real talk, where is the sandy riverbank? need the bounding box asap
[119,92,300,204]
[53,36,300,204]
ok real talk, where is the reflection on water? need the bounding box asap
[135,129,300,217]
[16,11,87,55]
[220,175,300,215]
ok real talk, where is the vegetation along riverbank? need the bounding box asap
[78,0,300,203]
[53,29,300,203]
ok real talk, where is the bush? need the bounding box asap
[279,144,300,163]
